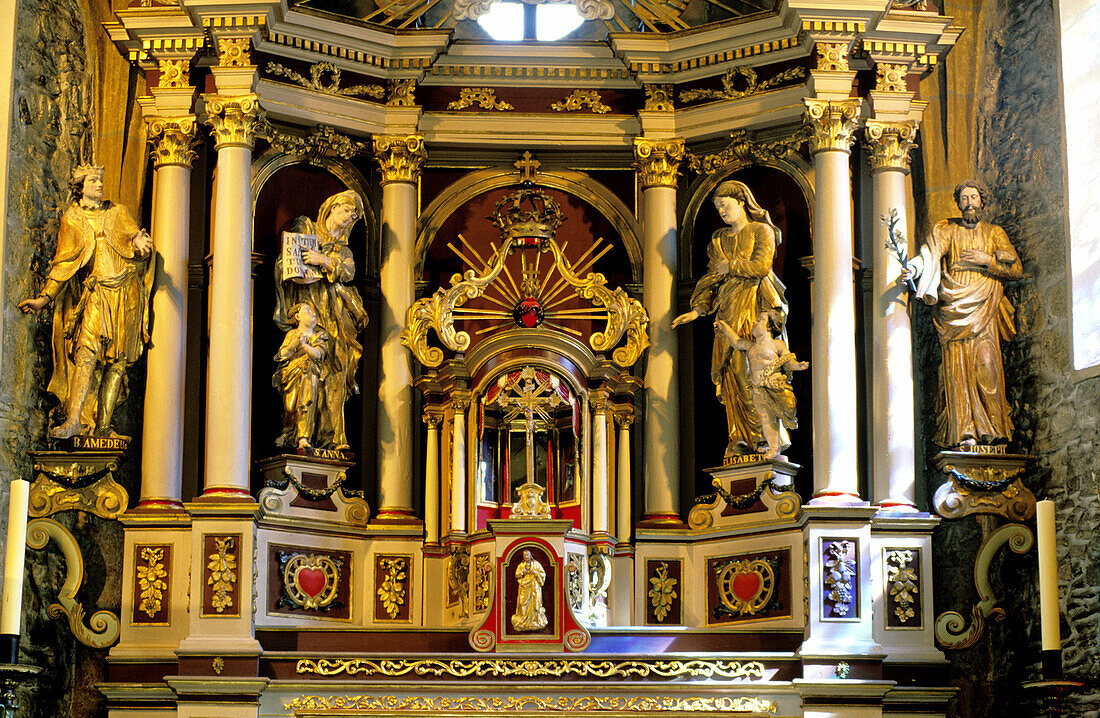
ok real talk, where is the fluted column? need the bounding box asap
[591,390,610,535]
[140,116,199,508]
[615,413,633,544]
[374,134,426,522]
[804,99,863,503]
[423,409,443,544]
[633,137,684,525]
[201,93,263,498]
[449,393,469,536]
[866,120,919,510]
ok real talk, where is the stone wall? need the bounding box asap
[917,1,1100,716]
[2,0,136,715]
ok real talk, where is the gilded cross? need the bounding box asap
[514,151,541,183]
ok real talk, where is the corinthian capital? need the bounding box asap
[633,137,685,189]
[803,99,862,155]
[864,120,918,174]
[202,94,264,150]
[373,134,426,185]
[146,115,199,168]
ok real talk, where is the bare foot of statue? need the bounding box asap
[297,437,312,449]
[333,444,351,451]
[957,437,977,448]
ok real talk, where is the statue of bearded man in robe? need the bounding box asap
[902,180,1022,448]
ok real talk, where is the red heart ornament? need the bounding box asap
[732,571,762,602]
[297,567,327,598]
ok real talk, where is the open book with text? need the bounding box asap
[281,232,323,283]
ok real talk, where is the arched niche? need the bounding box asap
[679,159,815,496]
[247,151,377,491]
[415,169,642,285]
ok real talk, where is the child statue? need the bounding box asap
[273,302,333,449]
[715,310,807,460]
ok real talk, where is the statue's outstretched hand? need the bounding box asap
[132,229,153,257]
[671,309,698,328]
[714,319,738,344]
[18,296,49,313]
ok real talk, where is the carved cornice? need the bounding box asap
[643,84,674,112]
[864,120,917,174]
[633,137,685,189]
[373,133,426,185]
[803,99,861,155]
[875,62,909,93]
[551,90,610,114]
[147,115,199,168]
[203,94,264,150]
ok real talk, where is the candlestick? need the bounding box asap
[0,479,30,665]
[1036,499,1061,678]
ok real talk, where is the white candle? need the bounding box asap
[0,479,30,636]
[1036,499,1060,651]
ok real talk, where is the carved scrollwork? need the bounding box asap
[679,65,806,104]
[26,518,120,649]
[296,657,767,679]
[551,90,611,114]
[265,61,384,99]
[447,88,513,111]
[29,453,128,520]
[686,128,808,175]
[643,84,674,112]
[262,122,368,166]
[935,524,1033,649]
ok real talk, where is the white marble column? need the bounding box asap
[866,120,919,510]
[449,396,469,536]
[633,137,684,525]
[201,94,262,498]
[374,134,426,522]
[423,410,442,543]
[615,413,633,543]
[804,99,863,503]
[140,116,198,509]
[591,391,610,535]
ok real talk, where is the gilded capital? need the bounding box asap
[373,134,426,185]
[803,99,861,155]
[633,137,685,189]
[203,94,264,150]
[451,392,471,413]
[864,120,918,174]
[423,408,444,429]
[614,411,634,430]
[146,115,199,168]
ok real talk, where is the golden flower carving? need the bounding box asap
[648,562,677,622]
[207,537,237,614]
[136,547,167,618]
[886,550,918,623]
[378,558,408,618]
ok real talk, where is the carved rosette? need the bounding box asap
[633,137,685,189]
[373,133,426,185]
[387,78,417,107]
[864,120,917,174]
[217,36,252,67]
[803,99,861,155]
[157,59,190,88]
[815,42,851,71]
[875,62,909,93]
[147,115,199,168]
[203,94,264,150]
[643,84,674,112]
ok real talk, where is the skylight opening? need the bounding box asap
[477,1,584,42]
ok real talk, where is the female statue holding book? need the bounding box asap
[672,180,789,459]
[274,190,367,450]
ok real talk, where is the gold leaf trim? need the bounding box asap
[447,87,514,111]
[295,658,767,680]
[285,694,777,713]
[550,90,610,114]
